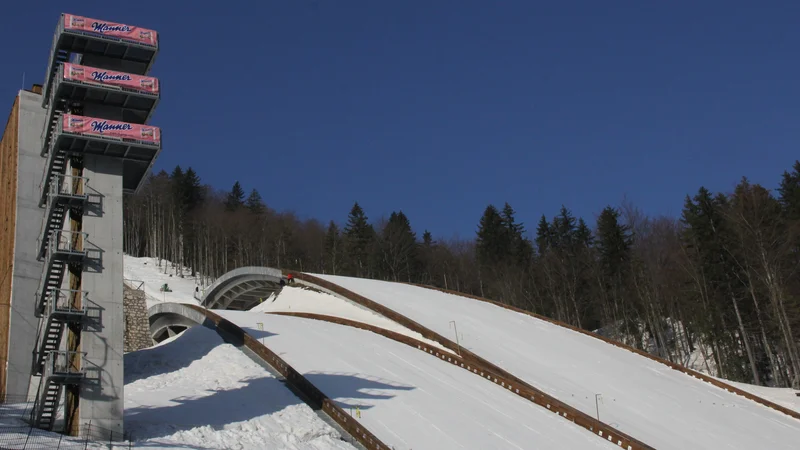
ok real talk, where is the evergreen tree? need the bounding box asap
[778,161,800,220]
[181,168,204,211]
[476,204,508,267]
[225,181,246,211]
[381,211,419,281]
[246,189,266,215]
[552,206,578,251]
[343,202,374,277]
[575,218,593,248]
[422,230,435,248]
[596,206,633,279]
[535,215,551,255]
[501,202,533,267]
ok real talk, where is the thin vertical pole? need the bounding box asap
[449,321,461,356]
[595,394,601,421]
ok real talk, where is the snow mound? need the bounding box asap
[124,326,356,450]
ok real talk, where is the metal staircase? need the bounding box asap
[33,288,87,375]
[38,174,88,260]
[35,230,85,318]
[33,351,85,431]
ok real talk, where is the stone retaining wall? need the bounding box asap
[124,284,152,352]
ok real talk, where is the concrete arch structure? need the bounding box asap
[148,302,209,343]
[200,266,284,310]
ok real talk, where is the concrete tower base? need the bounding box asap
[79,155,125,437]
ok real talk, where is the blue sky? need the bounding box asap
[1,1,798,238]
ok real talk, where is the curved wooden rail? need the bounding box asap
[269,311,654,449]
[408,282,800,422]
[182,305,390,450]
[281,274,654,450]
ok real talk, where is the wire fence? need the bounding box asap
[0,395,133,449]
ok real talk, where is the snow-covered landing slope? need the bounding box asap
[716,378,800,414]
[124,325,357,450]
[217,310,621,450]
[252,285,451,353]
[312,275,800,450]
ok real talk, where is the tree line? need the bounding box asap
[123,161,800,388]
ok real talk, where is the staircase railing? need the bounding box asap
[48,229,87,257]
[41,288,88,318]
[41,19,63,107]
[41,80,62,157]
[37,174,89,259]
[44,351,86,379]
[50,173,87,200]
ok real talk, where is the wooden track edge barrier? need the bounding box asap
[406,282,800,422]
[268,311,653,450]
[182,304,390,450]
[281,274,654,450]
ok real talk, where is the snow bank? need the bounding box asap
[312,274,800,450]
[124,325,356,450]
[715,378,800,414]
[219,310,621,450]
[252,286,451,353]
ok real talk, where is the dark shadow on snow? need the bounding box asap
[303,372,416,410]
[125,371,415,441]
[124,325,276,385]
[124,324,414,442]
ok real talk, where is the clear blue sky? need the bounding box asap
[2,1,798,239]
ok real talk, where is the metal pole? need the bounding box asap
[595,394,601,421]
[449,321,461,356]
[256,323,264,346]
[23,424,34,448]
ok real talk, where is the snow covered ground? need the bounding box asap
[252,285,452,353]
[123,255,203,309]
[218,310,621,450]
[124,325,358,449]
[715,378,800,414]
[312,274,800,450]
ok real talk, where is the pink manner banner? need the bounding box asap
[63,63,159,94]
[63,115,161,144]
[64,14,157,46]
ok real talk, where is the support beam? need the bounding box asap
[78,155,124,438]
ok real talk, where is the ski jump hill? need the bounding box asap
[136,259,800,450]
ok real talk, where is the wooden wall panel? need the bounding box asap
[0,95,19,400]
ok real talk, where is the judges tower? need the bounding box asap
[31,13,162,438]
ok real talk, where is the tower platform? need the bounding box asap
[42,13,159,108]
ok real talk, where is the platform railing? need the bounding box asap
[48,229,88,257]
[44,350,86,379]
[39,134,64,203]
[48,173,87,200]
[41,20,64,106]
[41,82,62,157]
[45,288,88,317]
[56,62,159,97]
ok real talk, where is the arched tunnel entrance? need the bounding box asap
[200,266,285,310]
[148,303,208,344]
[148,267,286,343]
